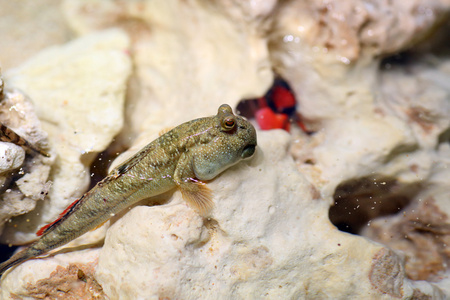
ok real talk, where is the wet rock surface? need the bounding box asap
[0,0,449,299]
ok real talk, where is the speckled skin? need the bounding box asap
[0,104,257,276]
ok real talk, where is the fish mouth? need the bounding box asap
[241,144,256,159]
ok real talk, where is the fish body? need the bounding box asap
[0,104,257,276]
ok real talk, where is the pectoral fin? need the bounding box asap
[174,152,214,215]
[178,180,213,215]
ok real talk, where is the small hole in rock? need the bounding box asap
[330,176,450,281]
[437,127,450,144]
[0,244,18,265]
[88,148,122,189]
[329,176,421,234]
[380,51,415,70]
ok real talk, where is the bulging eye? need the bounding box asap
[222,116,236,131]
[241,144,256,158]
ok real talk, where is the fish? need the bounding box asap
[0,123,50,157]
[0,104,257,276]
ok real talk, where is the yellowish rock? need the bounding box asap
[94,131,442,299]
[1,29,132,244]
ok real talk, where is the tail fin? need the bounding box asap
[0,247,39,276]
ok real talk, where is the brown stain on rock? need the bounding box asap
[366,197,450,281]
[411,289,433,300]
[230,245,273,280]
[406,106,436,133]
[12,262,105,300]
[369,248,404,298]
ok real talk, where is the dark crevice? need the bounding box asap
[437,127,450,145]
[383,144,419,164]
[329,176,422,234]
[0,243,17,265]
[380,51,417,70]
[87,144,124,190]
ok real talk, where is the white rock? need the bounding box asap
[1,132,445,298]
[63,0,274,148]
[272,0,450,294]
[94,131,443,299]
[1,0,449,298]
[0,86,53,235]
[361,144,450,286]
[269,0,450,122]
[309,116,417,196]
[0,143,25,174]
[378,60,450,149]
[0,0,71,70]
[1,28,132,244]
[1,249,102,299]
[273,0,450,198]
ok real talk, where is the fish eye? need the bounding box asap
[241,144,256,158]
[222,116,236,131]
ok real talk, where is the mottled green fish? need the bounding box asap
[0,104,257,276]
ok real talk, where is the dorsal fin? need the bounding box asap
[116,143,156,175]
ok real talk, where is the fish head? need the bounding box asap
[192,104,257,181]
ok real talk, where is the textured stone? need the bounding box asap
[269,0,450,122]
[91,131,440,299]
[0,0,71,70]
[0,86,53,235]
[2,131,431,299]
[0,143,25,174]
[363,144,450,282]
[63,0,274,149]
[1,29,132,244]
[1,0,449,298]
[276,0,450,295]
[1,249,102,299]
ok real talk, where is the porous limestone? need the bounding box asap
[0,143,25,175]
[362,143,450,283]
[94,131,445,299]
[0,0,71,70]
[1,248,103,299]
[4,131,443,299]
[63,0,275,150]
[269,0,450,122]
[272,0,450,294]
[0,84,53,235]
[0,28,132,244]
[0,0,449,298]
